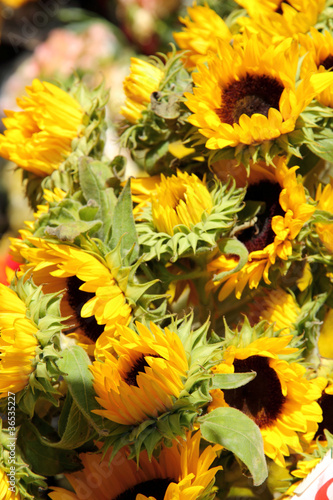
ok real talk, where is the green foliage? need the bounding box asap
[17,421,82,476]
[56,346,108,435]
[199,407,268,486]
[110,179,139,263]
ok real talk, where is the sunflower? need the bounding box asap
[49,431,221,500]
[0,284,38,398]
[315,180,333,253]
[0,79,83,177]
[185,34,333,152]
[151,171,213,235]
[248,288,301,333]
[90,321,188,425]
[209,335,323,467]
[18,237,131,353]
[173,3,232,70]
[207,157,315,300]
[234,0,326,41]
[298,28,333,108]
[121,58,164,124]
[0,467,20,500]
[129,175,162,217]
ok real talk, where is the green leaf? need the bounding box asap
[214,238,248,281]
[36,399,93,450]
[200,407,268,486]
[17,421,81,476]
[111,155,126,178]
[45,220,102,242]
[211,372,257,390]
[110,179,139,263]
[151,92,180,119]
[57,346,106,434]
[78,158,117,239]
[144,141,170,174]
[238,201,265,224]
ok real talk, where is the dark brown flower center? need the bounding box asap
[275,1,292,14]
[222,355,286,428]
[238,181,284,253]
[216,73,284,126]
[315,393,333,440]
[124,353,161,387]
[66,275,105,342]
[114,478,174,500]
[320,55,333,71]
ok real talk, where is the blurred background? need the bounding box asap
[0,0,188,281]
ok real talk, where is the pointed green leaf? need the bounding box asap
[200,407,268,486]
[110,179,139,263]
[57,346,106,434]
[45,220,102,242]
[17,421,81,476]
[211,372,257,390]
[36,399,93,450]
[78,158,117,239]
[214,238,248,281]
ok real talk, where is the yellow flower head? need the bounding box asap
[235,0,326,41]
[1,0,35,7]
[207,157,315,300]
[0,467,20,500]
[90,322,188,425]
[185,34,333,151]
[173,3,232,70]
[128,175,162,218]
[0,284,38,398]
[17,237,131,354]
[151,171,213,235]
[248,288,301,333]
[315,180,333,253]
[0,79,83,176]
[318,309,333,359]
[121,58,164,124]
[299,28,333,108]
[49,431,221,500]
[209,336,323,467]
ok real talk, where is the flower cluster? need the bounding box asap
[0,1,333,499]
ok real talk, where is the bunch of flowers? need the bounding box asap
[0,1,333,499]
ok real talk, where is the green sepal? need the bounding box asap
[0,422,47,499]
[101,406,199,464]
[199,407,268,486]
[222,316,302,362]
[105,242,168,323]
[207,127,305,171]
[110,179,139,264]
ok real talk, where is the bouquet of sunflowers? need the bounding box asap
[0,1,333,499]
